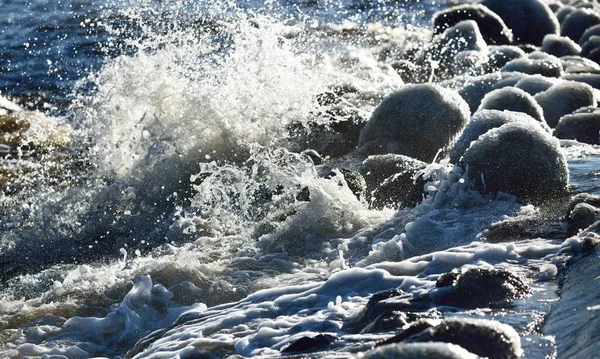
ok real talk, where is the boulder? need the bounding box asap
[358,84,470,162]
[515,74,560,95]
[480,0,560,45]
[534,81,597,127]
[433,4,513,44]
[478,87,547,125]
[579,23,600,46]
[554,112,600,144]
[460,121,569,203]
[449,110,543,163]
[561,8,600,43]
[501,51,564,77]
[541,34,581,57]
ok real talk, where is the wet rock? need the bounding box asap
[581,35,600,61]
[460,122,569,204]
[452,50,489,77]
[514,74,559,95]
[556,5,576,24]
[481,0,559,45]
[486,45,526,71]
[301,149,323,165]
[424,20,488,79]
[360,154,427,209]
[561,8,600,43]
[281,334,337,353]
[391,60,424,84]
[486,216,567,242]
[478,87,547,125]
[562,73,600,89]
[360,342,478,359]
[568,193,600,212]
[404,318,523,359]
[360,310,409,334]
[331,169,367,201]
[286,109,365,159]
[541,34,581,57]
[501,51,564,77]
[567,202,600,236]
[358,84,470,162]
[434,266,531,308]
[432,4,513,45]
[451,72,525,113]
[560,55,600,74]
[554,112,600,144]
[579,23,600,46]
[534,81,596,128]
[449,110,542,164]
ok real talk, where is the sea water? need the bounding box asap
[1,0,600,358]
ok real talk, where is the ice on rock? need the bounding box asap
[357,342,479,359]
[445,72,525,113]
[501,51,564,78]
[358,84,470,162]
[515,74,560,95]
[449,109,543,164]
[478,87,548,126]
[481,0,559,46]
[460,121,569,204]
[561,8,600,43]
[579,23,600,46]
[554,112,600,144]
[534,81,597,128]
[541,34,582,57]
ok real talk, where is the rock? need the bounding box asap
[541,34,582,57]
[360,154,427,209]
[480,0,559,45]
[434,267,531,308]
[359,342,478,359]
[580,35,600,60]
[449,110,542,164]
[556,5,576,24]
[301,149,323,165]
[560,55,600,73]
[281,334,337,353]
[339,169,367,200]
[567,202,600,236]
[561,8,600,43]
[452,50,489,76]
[452,72,525,113]
[460,121,569,204]
[534,81,597,127]
[515,74,559,95]
[358,84,470,162]
[554,112,600,144]
[568,193,600,213]
[425,20,489,79]
[478,87,547,125]
[486,45,526,70]
[579,23,600,46]
[404,318,523,359]
[432,4,513,45]
[562,73,600,89]
[501,51,564,77]
[391,60,424,84]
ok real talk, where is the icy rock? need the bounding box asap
[556,5,576,24]
[451,72,525,112]
[360,154,427,210]
[567,202,600,236]
[358,84,470,162]
[401,318,523,359]
[460,121,569,204]
[579,23,600,46]
[434,266,531,308]
[432,4,513,45]
[449,110,542,164]
[481,0,559,45]
[452,50,489,76]
[359,342,478,359]
[301,149,323,165]
[554,112,600,144]
[560,55,600,74]
[391,60,424,84]
[541,34,582,57]
[281,334,337,353]
[486,45,526,70]
[478,87,547,125]
[534,81,596,127]
[325,169,367,201]
[562,73,600,89]
[561,8,600,43]
[286,109,365,159]
[515,74,559,95]
[501,51,564,77]
[581,35,600,61]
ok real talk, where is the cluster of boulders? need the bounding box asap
[286,0,600,210]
